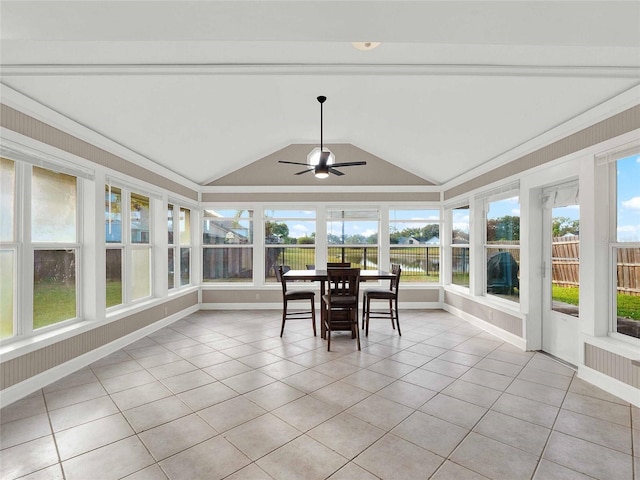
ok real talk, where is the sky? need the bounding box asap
[617,153,640,242]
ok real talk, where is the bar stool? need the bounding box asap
[275,265,316,337]
[362,264,401,336]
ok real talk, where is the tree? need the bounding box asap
[487,216,520,242]
[552,216,579,237]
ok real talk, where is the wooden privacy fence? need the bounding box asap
[552,236,640,296]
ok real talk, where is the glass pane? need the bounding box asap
[452,246,470,287]
[131,248,150,300]
[168,204,174,245]
[486,197,520,244]
[179,208,190,245]
[105,185,122,243]
[1,158,15,242]
[180,247,190,286]
[265,220,315,245]
[203,209,253,245]
[486,247,520,302]
[265,246,315,281]
[327,246,378,269]
[616,153,640,242]
[106,248,123,308]
[452,206,470,244]
[265,209,315,219]
[168,248,175,289]
[551,205,580,316]
[390,246,439,282]
[33,250,76,329]
[390,222,439,245]
[203,247,253,282]
[32,167,76,242]
[0,250,14,339]
[131,193,150,244]
[616,247,640,339]
[328,220,378,245]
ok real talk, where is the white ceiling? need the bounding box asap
[1,1,639,186]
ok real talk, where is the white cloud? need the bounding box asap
[511,208,521,216]
[617,224,640,242]
[622,196,640,210]
[290,223,310,238]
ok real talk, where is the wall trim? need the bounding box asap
[578,365,640,408]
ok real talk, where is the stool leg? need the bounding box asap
[394,297,401,336]
[311,298,317,336]
[365,296,371,337]
[361,294,367,329]
[280,300,287,337]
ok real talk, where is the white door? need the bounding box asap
[541,182,580,366]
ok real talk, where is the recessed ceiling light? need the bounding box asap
[352,42,380,51]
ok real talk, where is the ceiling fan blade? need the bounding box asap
[295,168,315,175]
[329,168,345,176]
[279,160,309,166]
[331,161,367,168]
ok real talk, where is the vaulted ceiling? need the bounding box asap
[1,1,639,187]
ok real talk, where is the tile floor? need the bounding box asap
[1,309,638,480]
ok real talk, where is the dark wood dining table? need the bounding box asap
[283,269,395,338]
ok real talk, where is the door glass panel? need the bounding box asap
[551,205,580,316]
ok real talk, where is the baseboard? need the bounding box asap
[577,365,640,408]
[0,304,198,408]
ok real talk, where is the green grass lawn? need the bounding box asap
[33,282,76,329]
[553,285,640,320]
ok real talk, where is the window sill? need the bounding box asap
[581,332,640,361]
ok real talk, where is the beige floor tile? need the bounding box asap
[16,463,65,480]
[366,358,417,378]
[197,396,266,432]
[376,379,437,409]
[311,359,362,379]
[491,392,559,428]
[110,381,174,411]
[561,392,631,426]
[146,359,197,380]
[346,394,414,431]
[339,350,386,368]
[281,368,336,393]
[474,357,523,377]
[125,344,169,360]
[172,344,215,358]
[61,436,154,480]
[310,380,371,410]
[160,435,251,480]
[243,381,305,411]
[121,464,168,479]
[0,435,58,479]
[123,396,191,433]
[92,360,144,380]
[101,370,157,394]
[486,349,531,366]
[223,463,273,480]
[419,393,487,429]
[138,413,217,460]
[431,460,491,479]
[176,381,238,411]
[220,367,277,393]
[160,369,215,394]
[0,412,51,449]
[308,412,385,459]
[342,369,397,393]
[89,350,133,369]
[527,354,575,377]
[569,377,630,405]
[554,408,632,454]
[392,411,469,457]
[473,410,550,456]
[42,369,98,394]
[49,396,119,432]
[402,367,456,392]
[517,365,573,390]
[421,358,470,378]
[533,459,600,480]
[327,462,380,479]
[256,435,347,480]
[55,413,134,460]
[451,432,539,480]
[135,351,183,369]
[460,367,514,391]
[543,431,633,480]
[272,395,342,432]
[203,359,253,380]
[224,412,301,460]
[44,381,107,410]
[0,391,47,425]
[236,351,283,369]
[354,433,444,479]
[505,378,567,407]
[256,359,308,379]
[441,379,502,408]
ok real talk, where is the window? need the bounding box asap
[105,184,152,307]
[612,152,640,339]
[264,209,315,282]
[451,205,470,288]
[203,209,253,282]
[168,204,192,289]
[389,209,440,282]
[0,158,16,339]
[485,193,520,302]
[32,167,79,329]
[327,209,378,269]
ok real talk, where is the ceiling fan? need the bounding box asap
[279,96,367,179]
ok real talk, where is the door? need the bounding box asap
[541,182,580,366]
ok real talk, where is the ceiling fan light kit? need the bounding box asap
[279,95,366,179]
